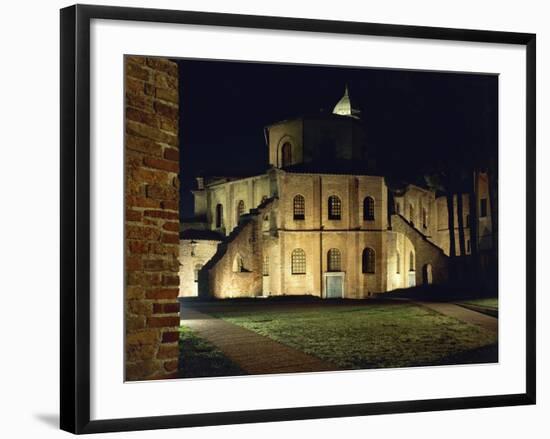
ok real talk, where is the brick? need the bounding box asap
[126,55,146,65]
[126,107,160,129]
[126,254,143,271]
[126,195,161,209]
[163,360,179,373]
[148,316,180,328]
[128,168,171,186]
[144,83,155,96]
[126,286,145,300]
[163,147,179,162]
[162,233,179,244]
[126,225,161,241]
[162,330,180,342]
[160,118,178,134]
[126,91,154,112]
[162,275,180,286]
[128,241,148,254]
[156,87,178,104]
[146,184,178,201]
[127,299,152,316]
[126,329,160,345]
[126,77,145,95]
[154,303,180,315]
[148,243,179,257]
[163,222,179,232]
[126,314,146,331]
[126,120,178,146]
[146,288,179,299]
[143,259,164,271]
[126,62,150,81]
[126,209,142,222]
[127,272,162,287]
[161,200,178,211]
[153,72,177,89]
[157,344,179,359]
[154,101,178,120]
[143,156,179,173]
[144,210,179,220]
[146,57,178,77]
[126,343,157,362]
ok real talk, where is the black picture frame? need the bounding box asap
[60,4,536,434]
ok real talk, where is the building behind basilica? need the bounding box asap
[179,87,493,299]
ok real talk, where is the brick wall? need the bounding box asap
[125,56,180,381]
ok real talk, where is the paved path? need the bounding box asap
[415,301,498,333]
[181,307,338,375]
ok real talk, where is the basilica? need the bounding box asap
[178,87,493,299]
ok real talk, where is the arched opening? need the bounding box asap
[291,248,306,274]
[422,207,428,229]
[328,195,342,220]
[363,196,375,221]
[236,200,245,224]
[423,264,433,285]
[327,248,342,272]
[194,264,202,282]
[409,251,415,272]
[232,254,245,273]
[362,248,375,273]
[215,203,223,228]
[293,194,305,220]
[281,142,292,167]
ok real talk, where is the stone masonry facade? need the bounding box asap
[125,56,180,380]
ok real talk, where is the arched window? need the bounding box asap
[291,249,306,274]
[215,204,223,228]
[281,142,292,167]
[262,254,269,276]
[362,248,375,274]
[396,251,400,274]
[409,251,415,272]
[363,196,375,221]
[328,195,342,220]
[409,204,415,225]
[236,200,245,223]
[194,264,202,282]
[232,254,245,273]
[327,248,342,272]
[422,207,428,229]
[293,195,305,220]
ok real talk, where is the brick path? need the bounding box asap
[180,307,338,375]
[416,301,498,333]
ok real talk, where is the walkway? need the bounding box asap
[180,307,338,375]
[415,301,498,333]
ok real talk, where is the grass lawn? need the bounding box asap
[460,298,498,309]
[208,302,497,369]
[178,326,246,378]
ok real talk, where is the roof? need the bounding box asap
[332,85,361,119]
[179,229,224,241]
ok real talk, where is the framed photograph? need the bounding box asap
[60,4,536,434]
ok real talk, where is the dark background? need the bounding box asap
[175,59,498,220]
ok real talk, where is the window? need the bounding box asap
[467,239,471,254]
[232,255,245,273]
[281,142,292,167]
[327,248,342,272]
[466,214,470,228]
[194,264,202,282]
[422,207,428,229]
[409,204,415,225]
[363,196,375,221]
[291,249,306,274]
[409,251,415,271]
[262,254,269,276]
[480,198,488,217]
[215,203,223,228]
[396,251,400,274]
[362,248,375,274]
[328,195,342,220]
[236,200,245,222]
[293,195,305,220]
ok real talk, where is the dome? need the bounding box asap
[332,85,360,119]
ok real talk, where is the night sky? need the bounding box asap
[175,59,498,220]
